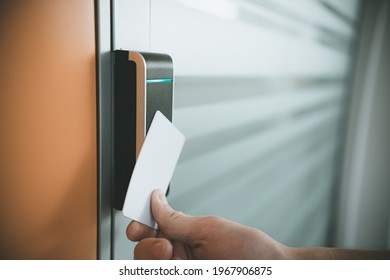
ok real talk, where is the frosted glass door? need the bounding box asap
[150,0,361,247]
[110,0,362,259]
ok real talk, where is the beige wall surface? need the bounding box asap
[0,0,97,259]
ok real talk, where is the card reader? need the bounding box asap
[113,51,174,210]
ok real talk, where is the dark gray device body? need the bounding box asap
[113,50,173,210]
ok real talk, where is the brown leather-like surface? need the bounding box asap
[0,0,97,259]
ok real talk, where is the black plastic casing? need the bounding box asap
[113,50,173,210]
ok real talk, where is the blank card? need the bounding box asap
[122,111,185,228]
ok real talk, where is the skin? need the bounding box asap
[126,190,390,260]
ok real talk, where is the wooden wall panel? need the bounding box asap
[0,0,97,259]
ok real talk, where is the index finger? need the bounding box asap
[126,220,158,241]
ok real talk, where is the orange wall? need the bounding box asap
[0,0,97,259]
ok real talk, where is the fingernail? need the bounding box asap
[152,241,163,259]
[154,189,168,204]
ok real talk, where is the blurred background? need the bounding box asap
[156,0,390,252]
[0,0,389,259]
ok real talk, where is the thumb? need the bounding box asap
[151,189,196,244]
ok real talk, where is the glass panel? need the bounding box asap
[149,0,361,249]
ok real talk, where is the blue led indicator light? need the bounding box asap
[146,78,173,84]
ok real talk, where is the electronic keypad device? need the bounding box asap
[113,51,174,210]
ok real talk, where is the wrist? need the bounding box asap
[251,230,293,260]
[276,244,295,260]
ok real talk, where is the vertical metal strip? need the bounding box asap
[111,0,151,259]
[95,0,113,260]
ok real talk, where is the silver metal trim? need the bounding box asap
[96,0,113,260]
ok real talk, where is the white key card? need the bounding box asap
[122,111,185,228]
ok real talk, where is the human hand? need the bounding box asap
[126,189,289,260]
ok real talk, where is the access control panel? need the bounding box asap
[113,51,174,210]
